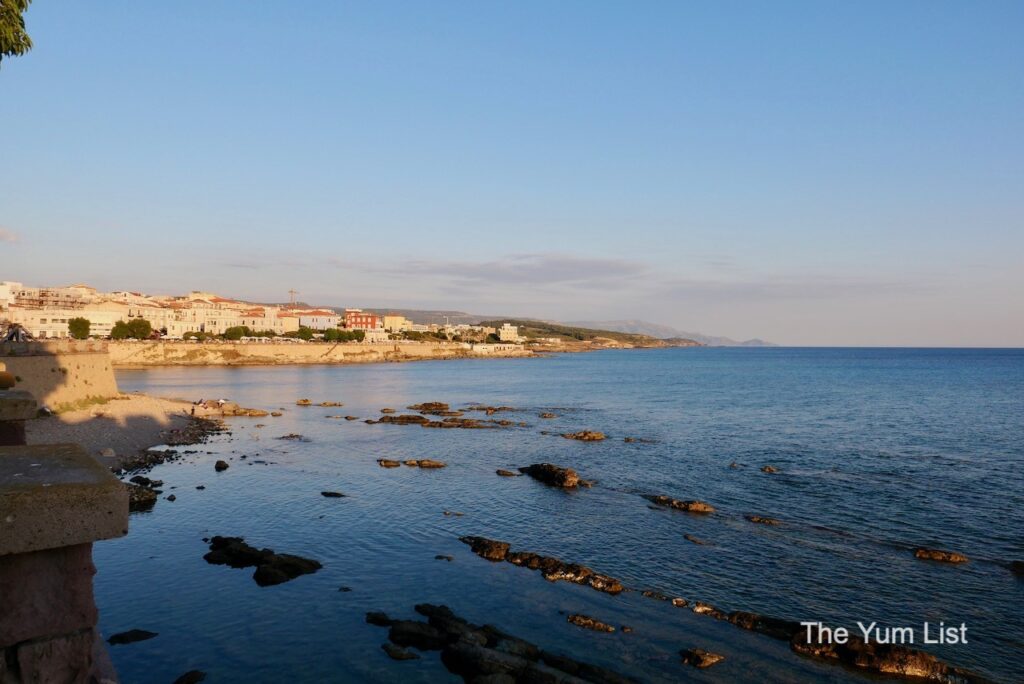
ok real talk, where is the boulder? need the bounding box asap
[913,548,968,563]
[214,460,229,472]
[378,459,401,468]
[125,483,157,512]
[459,536,510,561]
[680,648,725,669]
[518,463,580,488]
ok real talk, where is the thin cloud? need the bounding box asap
[0,227,19,243]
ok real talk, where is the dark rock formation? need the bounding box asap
[459,536,624,595]
[1012,560,1024,576]
[270,411,283,417]
[380,408,396,413]
[319,401,343,407]
[791,631,975,681]
[366,612,394,627]
[408,402,450,411]
[367,604,634,683]
[203,536,321,586]
[403,459,447,468]
[644,495,714,513]
[276,433,307,441]
[214,460,229,472]
[562,431,606,441]
[378,459,401,468]
[727,612,802,641]
[320,491,346,498]
[125,483,157,512]
[692,602,728,620]
[539,412,557,419]
[683,534,710,545]
[172,671,207,684]
[107,629,158,645]
[680,648,725,669]
[466,405,515,415]
[496,469,519,477]
[913,548,968,563]
[435,555,454,562]
[567,614,615,633]
[517,463,580,488]
[345,416,359,420]
[761,465,778,473]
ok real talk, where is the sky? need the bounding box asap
[1,1,1022,346]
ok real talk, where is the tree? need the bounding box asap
[110,321,131,340]
[67,317,91,339]
[0,0,32,66]
[127,318,153,339]
[222,325,253,341]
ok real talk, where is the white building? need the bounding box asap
[498,323,522,343]
[297,310,340,331]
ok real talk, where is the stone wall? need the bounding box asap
[0,341,119,411]
[108,340,532,367]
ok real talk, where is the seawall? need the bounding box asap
[0,341,120,411]
[108,341,533,367]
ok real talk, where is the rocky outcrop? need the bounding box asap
[643,495,714,514]
[683,534,710,545]
[125,483,157,512]
[691,602,728,620]
[408,402,450,412]
[378,414,430,425]
[761,465,778,473]
[403,459,447,468]
[913,548,968,563]
[680,648,724,668]
[466,405,515,415]
[377,459,401,468]
[728,612,802,641]
[366,604,635,683]
[295,399,312,406]
[496,469,519,477]
[517,463,580,488]
[203,536,321,586]
[459,536,624,595]
[567,614,615,633]
[791,631,979,681]
[562,431,605,441]
[320,401,343,407]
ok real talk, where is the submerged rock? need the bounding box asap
[913,548,969,563]
[382,643,420,661]
[745,515,780,525]
[684,534,710,545]
[203,536,321,586]
[320,491,346,498]
[517,463,580,488]
[561,430,606,441]
[172,671,206,684]
[644,494,714,513]
[108,629,158,645]
[567,614,615,633]
[680,648,725,669]
[539,412,557,419]
[459,536,624,595]
[320,401,343,407]
[761,465,778,473]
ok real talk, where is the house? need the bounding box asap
[344,309,382,331]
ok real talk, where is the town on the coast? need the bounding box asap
[0,280,523,345]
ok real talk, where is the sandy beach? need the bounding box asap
[24,393,222,469]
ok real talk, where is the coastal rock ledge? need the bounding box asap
[913,548,969,563]
[459,536,624,594]
[203,536,322,586]
[644,494,715,513]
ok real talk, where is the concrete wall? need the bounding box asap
[0,341,120,411]
[108,340,532,367]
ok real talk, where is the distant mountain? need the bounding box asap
[564,319,775,347]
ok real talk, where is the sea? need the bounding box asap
[98,347,1024,683]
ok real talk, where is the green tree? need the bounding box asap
[126,318,152,339]
[222,325,253,341]
[0,0,32,67]
[67,317,91,339]
[295,326,314,341]
[110,321,131,340]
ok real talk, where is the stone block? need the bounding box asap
[0,392,37,422]
[0,543,99,647]
[0,444,128,557]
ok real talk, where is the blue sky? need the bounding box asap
[2,1,1021,345]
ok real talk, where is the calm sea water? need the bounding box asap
[98,348,1024,683]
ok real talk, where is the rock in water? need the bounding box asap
[108,629,158,645]
[459,536,510,561]
[791,632,972,680]
[680,648,725,668]
[321,491,346,498]
[125,483,157,512]
[517,463,580,488]
[644,494,715,513]
[382,643,420,660]
[561,430,605,441]
[377,459,401,468]
[203,536,321,586]
[495,469,519,477]
[214,460,229,472]
[913,548,968,563]
[172,671,207,684]
[761,464,778,473]
[567,614,615,632]
[745,515,780,525]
